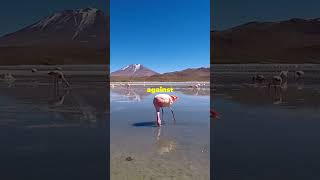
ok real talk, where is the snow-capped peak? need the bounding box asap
[31,12,63,29]
[111,64,159,77]
[120,64,142,72]
[30,7,102,39]
[133,64,141,73]
[78,7,98,13]
[73,8,99,39]
[121,65,129,70]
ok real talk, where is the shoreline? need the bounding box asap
[0,65,108,76]
[211,63,320,73]
[1,64,320,77]
[110,81,209,85]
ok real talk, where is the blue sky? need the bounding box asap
[213,0,320,30]
[110,0,210,73]
[0,0,108,36]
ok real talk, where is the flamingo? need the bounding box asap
[125,83,131,89]
[268,70,288,94]
[153,94,178,126]
[189,83,201,89]
[294,70,304,80]
[279,70,288,82]
[55,67,63,71]
[31,68,38,73]
[252,74,266,84]
[3,73,15,82]
[2,73,16,87]
[48,70,71,90]
[268,75,282,94]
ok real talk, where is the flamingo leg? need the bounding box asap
[154,105,161,126]
[156,111,161,126]
[267,83,270,95]
[161,108,164,122]
[57,78,59,89]
[169,107,176,122]
[54,78,58,96]
[62,77,70,89]
[57,78,60,96]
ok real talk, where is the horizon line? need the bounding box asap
[110,65,210,74]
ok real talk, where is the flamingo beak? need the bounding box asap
[170,95,178,102]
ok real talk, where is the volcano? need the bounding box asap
[0,7,108,65]
[111,64,159,77]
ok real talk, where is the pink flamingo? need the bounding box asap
[153,94,178,126]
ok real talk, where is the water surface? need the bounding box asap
[212,81,320,180]
[110,85,210,180]
[0,75,108,180]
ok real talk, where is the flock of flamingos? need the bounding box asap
[252,70,305,93]
[0,68,305,126]
[2,67,71,89]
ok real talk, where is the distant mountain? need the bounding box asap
[212,18,320,64]
[111,64,159,77]
[111,67,209,81]
[0,7,108,65]
[0,7,107,48]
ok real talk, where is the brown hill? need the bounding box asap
[111,67,209,82]
[212,18,320,64]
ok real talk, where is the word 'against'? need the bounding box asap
[147,86,174,94]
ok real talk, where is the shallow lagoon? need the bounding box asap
[212,81,320,180]
[110,86,210,180]
[0,76,108,180]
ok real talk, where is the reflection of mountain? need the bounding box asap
[212,85,320,108]
[111,86,210,99]
[0,7,108,65]
[177,88,210,96]
[212,18,320,63]
[111,87,151,101]
[0,84,108,127]
[111,67,210,82]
